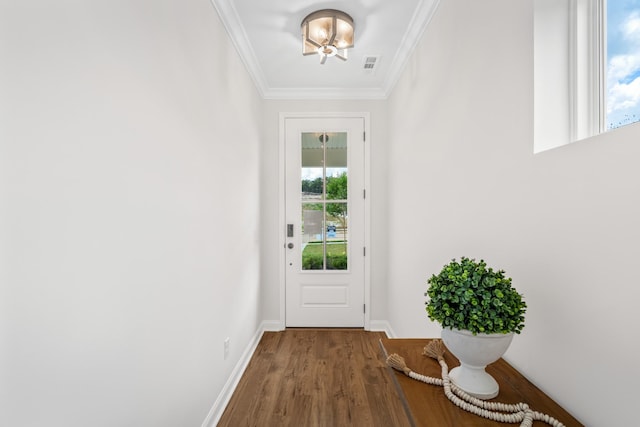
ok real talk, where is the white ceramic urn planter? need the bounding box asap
[441,328,514,400]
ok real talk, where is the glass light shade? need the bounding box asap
[301,9,354,63]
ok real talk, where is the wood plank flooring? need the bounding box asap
[217,329,411,427]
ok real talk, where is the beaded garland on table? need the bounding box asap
[386,340,565,427]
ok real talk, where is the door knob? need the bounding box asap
[287,242,294,249]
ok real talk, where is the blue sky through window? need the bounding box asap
[607,0,640,130]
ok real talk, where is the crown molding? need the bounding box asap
[209,0,268,97]
[382,0,441,96]
[263,87,388,100]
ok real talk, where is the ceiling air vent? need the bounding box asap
[362,56,380,74]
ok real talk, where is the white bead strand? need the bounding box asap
[386,341,567,427]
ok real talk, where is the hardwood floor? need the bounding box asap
[217,329,412,427]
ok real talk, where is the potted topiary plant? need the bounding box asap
[425,257,527,399]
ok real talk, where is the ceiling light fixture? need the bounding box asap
[301,9,354,64]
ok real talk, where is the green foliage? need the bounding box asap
[327,254,348,270]
[302,243,348,270]
[326,202,347,221]
[301,252,348,270]
[326,173,347,200]
[301,177,323,194]
[302,253,324,270]
[425,257,526,335]
[301,173,347,200]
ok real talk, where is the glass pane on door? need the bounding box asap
[300,131,349,271]
[326,132,348,200]
[301,132,323,201]
[301,203,324,270]
[326,203,347,270]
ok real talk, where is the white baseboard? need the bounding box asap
[369,320,396,338]
[201,321,275,427]
[261,320,285,331]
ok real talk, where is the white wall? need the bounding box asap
[0,1,263,426]
[387,1,640,426]
[260,100,390,328]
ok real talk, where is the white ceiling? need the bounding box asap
[210,0,440,99]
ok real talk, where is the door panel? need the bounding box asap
[285,117,365,327]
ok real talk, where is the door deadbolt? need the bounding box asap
[287,242,294,249]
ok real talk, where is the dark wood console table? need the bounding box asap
[380,339,584,427]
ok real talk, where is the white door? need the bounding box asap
[285,117,365,327]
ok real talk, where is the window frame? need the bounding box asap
[569,0,606,142]
[533,0,633,152]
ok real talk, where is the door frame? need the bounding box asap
[278,112,371,330]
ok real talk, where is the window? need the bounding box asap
[534,0,640,152]
[606,0,640,130]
